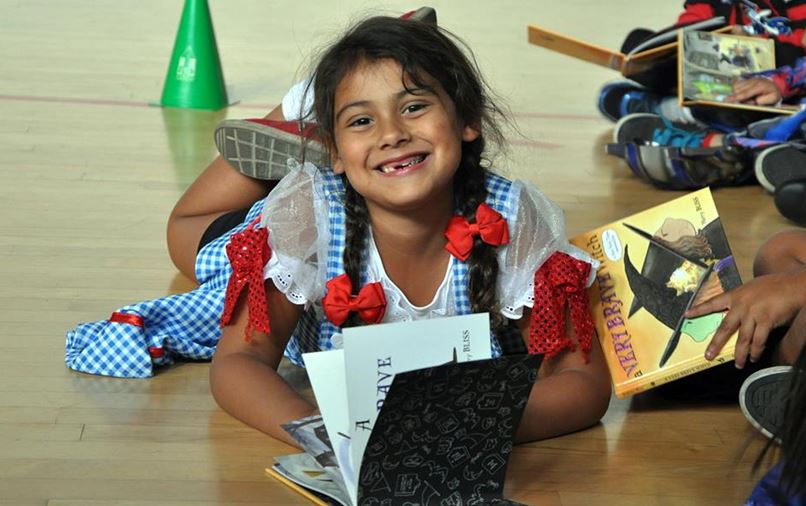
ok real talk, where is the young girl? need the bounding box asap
[76,15,612,448]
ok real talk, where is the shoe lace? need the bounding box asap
[652,117,706,147]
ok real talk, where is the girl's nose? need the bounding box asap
[377,117,410,149]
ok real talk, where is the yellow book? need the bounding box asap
[527,19,728,90]
[570,188,740,398]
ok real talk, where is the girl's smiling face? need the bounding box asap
[331,58,479,216]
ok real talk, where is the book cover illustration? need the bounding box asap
[570,188,742,398]
[268,353,542,506]
[679,30,796,115]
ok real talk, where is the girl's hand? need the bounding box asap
[725,78,782,105]
[685,272,806,368]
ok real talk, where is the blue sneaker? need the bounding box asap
[613,113,706,147]
[597,81,663,122]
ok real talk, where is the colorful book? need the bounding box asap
[527,19,727,90]
[265,314,540,505]
[678,30,797,115]
[569,188,742,398]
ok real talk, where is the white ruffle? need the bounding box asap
[261,161,329,307]
[261,168,597,321]
[496,180,598,319]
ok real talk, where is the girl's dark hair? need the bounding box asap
[308,16,508,328]
[755,344,806,503]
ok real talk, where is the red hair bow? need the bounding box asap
[443,203,510,261]
[322,274,387,327]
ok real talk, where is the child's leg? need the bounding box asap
[166,106,283,282]
[753,229,806,276]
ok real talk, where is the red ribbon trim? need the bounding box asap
[109,312,144,327]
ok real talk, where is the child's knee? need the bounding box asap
[753,229,806,276]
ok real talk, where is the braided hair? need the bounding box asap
[308,16,509,329]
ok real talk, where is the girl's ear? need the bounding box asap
[332,155,346,175]
[462,124,481,142]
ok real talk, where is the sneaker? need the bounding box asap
[214,119,327,180]
[775,178,806,225]
[400,6,437,24]
[613,113,706,147]
[739,365,792,442]
[598,81,663,122]
[753,143,806,193]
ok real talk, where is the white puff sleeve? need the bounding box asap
[259,162,329,307]
[497,180,597,319]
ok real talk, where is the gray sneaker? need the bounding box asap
[739,365,793,443]
[753,143,806,193]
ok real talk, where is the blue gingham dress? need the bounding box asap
[65,168,528,377]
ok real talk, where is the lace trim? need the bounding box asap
[264,253,310,306]
[500,279,535,320]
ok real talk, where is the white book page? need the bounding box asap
[342,313,492,491]
[302,350,357,505]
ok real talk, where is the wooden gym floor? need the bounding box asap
[0,1,796,504]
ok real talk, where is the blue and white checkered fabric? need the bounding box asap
[283,170,520,366]
[65,169,525,377]
[65,200,264,378]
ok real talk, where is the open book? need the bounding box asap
[678,29,797,115]
[266,314,542,505]
[527,18,726,91]
[569,188,742,398]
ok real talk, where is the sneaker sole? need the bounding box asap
[775,178,806,225]
[612,113,663,145]
[753,144,806,194]
[738,365,792,442]
[214,119,327,180]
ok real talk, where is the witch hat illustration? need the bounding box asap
[622,225,715,368]
[624,245,693,329]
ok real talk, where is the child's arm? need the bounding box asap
[687,229,806,367]
[514,308,612,442]
[209,281,312,447]
[685,267,806,367]
[733,57,806,103]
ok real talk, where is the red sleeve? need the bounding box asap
[220,222,272,340]
[677,2,717,26]
[528,251,595,361]
[779,3,806,48]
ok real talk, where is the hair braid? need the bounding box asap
[341,179,370,328]
[454,139,504,331]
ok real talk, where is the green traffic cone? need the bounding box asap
[160,0,228,110]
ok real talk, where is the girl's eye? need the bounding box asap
[347,117,371,128]
[403,103,428,115]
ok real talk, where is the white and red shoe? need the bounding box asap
[214,118,326,180]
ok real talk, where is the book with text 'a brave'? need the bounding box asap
[570,188,742,398]
[265,314,541,505]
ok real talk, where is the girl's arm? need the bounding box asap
[514,307,612,442]
[209,280,312,447]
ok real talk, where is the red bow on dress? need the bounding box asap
[529,251,595,362]
[220,221,272,341]
[322,274,387,327]
[443,203,510,261]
